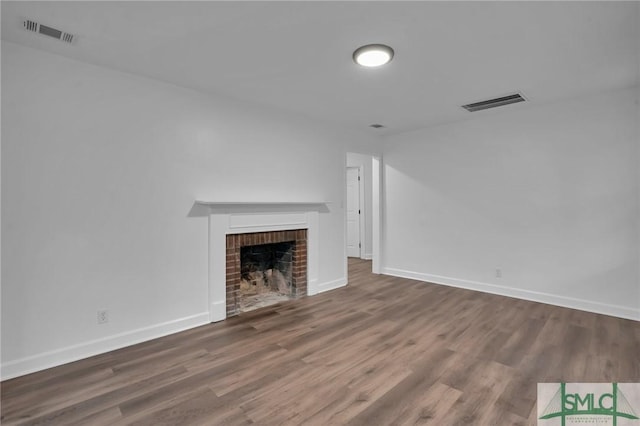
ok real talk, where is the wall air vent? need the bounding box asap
[462,93,525,112]
[23,19,75,44]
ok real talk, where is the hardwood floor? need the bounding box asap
[2,258,639,425]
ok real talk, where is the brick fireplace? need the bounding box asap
[225,229,307,317]
[198,201,325,322]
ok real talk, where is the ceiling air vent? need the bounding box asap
[462,93,525,112]
[23,19,75,44]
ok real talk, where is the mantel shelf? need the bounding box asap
[194,201,331,214]
[195,201,330,206]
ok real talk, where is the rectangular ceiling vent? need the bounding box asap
[462,93,526,112]
[23,19,75,44]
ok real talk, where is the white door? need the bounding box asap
[346,167,361,258]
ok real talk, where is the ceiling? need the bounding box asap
[2,1,639,135]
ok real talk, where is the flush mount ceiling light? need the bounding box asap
[353,44,394,67]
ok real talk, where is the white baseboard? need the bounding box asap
[1,312,210,381]
[316,277,347,294]
[382,267,640,322]
[362,253,373,260]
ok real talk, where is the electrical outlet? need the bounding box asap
[97,310,109,324]
[496,268,502,278]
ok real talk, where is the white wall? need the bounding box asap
[1,41,378,378]
[382,87,640,320]
[346,152,374,259]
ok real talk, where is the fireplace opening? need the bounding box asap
[226,229,307,317]
[240,242,294,312]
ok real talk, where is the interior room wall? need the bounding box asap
[0,41,379,379]
[346,152,373,259]
[381,86,640,320]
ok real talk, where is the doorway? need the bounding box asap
[346,166,361,258]
[345,152,381,275]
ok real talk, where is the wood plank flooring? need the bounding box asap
[2,258,639,425]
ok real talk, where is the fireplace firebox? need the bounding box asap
[226,229,307,317]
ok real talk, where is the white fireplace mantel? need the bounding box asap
[199,200,328,322]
